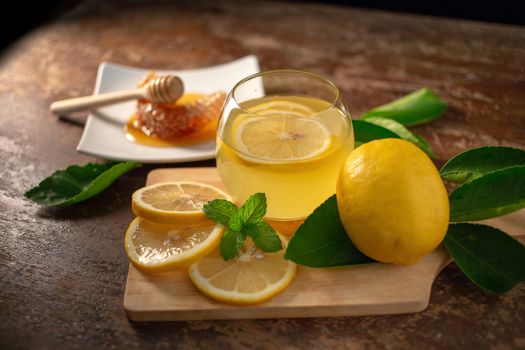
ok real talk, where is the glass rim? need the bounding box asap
[230,69,342,114]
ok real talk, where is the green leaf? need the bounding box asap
[444,223,525,293]
[365,117,437,159]
[352,119,399,145]
[229,215,243,232]
[203,193,273,261]
[449,165,525,221]
[237,192,266,224]
[440,146,525,183]
[243,222,282,252]
[220,229,246,261]
[361,88,447,126]
[203,199,238,226]
[24,161,140,206]
[285,195,375,267]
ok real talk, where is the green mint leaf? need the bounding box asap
[353,119,399,145]
[229,215,244,232]
[361,88,447,126]
[203,199,238,226]
[285,195,375,267]
[24,161,140,206]
[237,192,267,224]
[365,117,437,159]
[444,223,525,294]
[220,229,246,261]
[449,165,525,222]
[243,222,282,252]
[440,146,525,184]
[203,193,270,261]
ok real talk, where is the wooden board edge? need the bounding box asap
[123,299,430,322]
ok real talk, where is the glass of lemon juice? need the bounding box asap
[216,70,354,220]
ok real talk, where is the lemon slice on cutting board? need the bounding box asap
[188,235,297,305]
[132,181,230,224]
[125,217,225,272]
[234,116,331,163]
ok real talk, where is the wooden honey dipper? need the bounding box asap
[50,75,184,115]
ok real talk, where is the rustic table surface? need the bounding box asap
[1,0,524,349]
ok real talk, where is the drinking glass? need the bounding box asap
[216,70,354,220]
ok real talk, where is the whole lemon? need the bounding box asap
[336,138,449,265]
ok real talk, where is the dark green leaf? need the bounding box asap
[203,199,238,226]
[243,222,282,252]
[220,229,246,261]
[352,119,399,145]
[440,146,525,183]
[362,88,447,126]
[365,117,437,159]
[444,223,525,293]
[450,165,525,221]
[24,161,140,206]
[237,192,266,224]
[285,195,375,267]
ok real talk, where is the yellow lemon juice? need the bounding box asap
[216,96,354,220]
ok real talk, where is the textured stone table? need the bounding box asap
[1,1,524,349]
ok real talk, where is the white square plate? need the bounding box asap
[77,55,260,163]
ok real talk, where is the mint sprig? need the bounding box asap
[201,199,237,226]
[243,222,283,252]
[203,193,283,261]
[220,229,246,261]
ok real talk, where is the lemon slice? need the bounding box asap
[125,217,224,272]
[188,235,297,305]
[234,116,331,163]
[132,181,230,224]
[248,100,315,117]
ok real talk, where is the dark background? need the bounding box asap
[1,0,523,50]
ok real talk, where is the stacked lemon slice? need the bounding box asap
[126,182,229,271]
[125,181,296,305]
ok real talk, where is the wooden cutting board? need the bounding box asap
[123,167,525,321]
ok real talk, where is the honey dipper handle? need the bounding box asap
[49,89,145,115]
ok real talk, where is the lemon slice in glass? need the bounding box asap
[234,116,331,163]
[125,217,224,272]
[188,235,297,305]
[132,181,230,224]
[248,100,315,117]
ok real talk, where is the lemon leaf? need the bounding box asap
[220,229,246,261]
[285,195,375,267]
[203,199,238,226]
[365,117,437,159]
[353,120,399,144]
[362,88,447,126]
[440,146,525,184]
[24,161,140,206]
[444,223,525,293]
[450,165,525,222]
